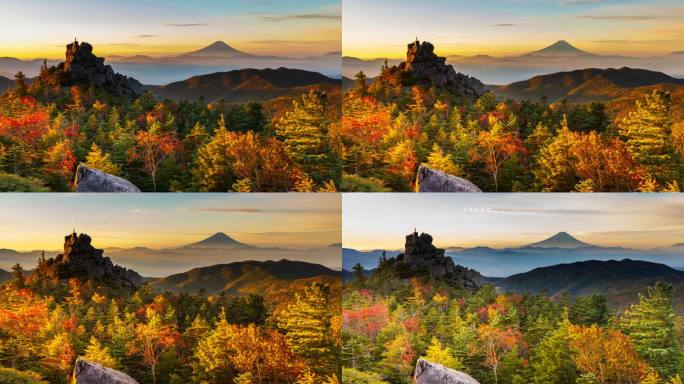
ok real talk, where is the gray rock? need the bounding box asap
[62,41,143,97]
[416,164,482,192]
[73,358,139,384]
[75,164,141,192]
[415,358,480,384]
[397,231,482,290]
[52,232,143,290]
[400,40,485,99]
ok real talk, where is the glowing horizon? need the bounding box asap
[343,0,684,59]
[0,194,341,251]
[1,0,341,59]
[343,194,684,251]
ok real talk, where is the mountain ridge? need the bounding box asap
[151,67,341,102]
[493,258,684,313]
[150,259,341,303]
[495,66,684,103]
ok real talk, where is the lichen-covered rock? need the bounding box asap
[75,164,141,192]
[379,40,485,99]
[397,232,482,290]
[60,40,143,97]
[415,358,480,384]
[73,358,139,384]
[51,232,143,290]
[416,164,482,192]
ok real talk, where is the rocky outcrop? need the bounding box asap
[383,40,485,99]
[415,164,482,192]
[58,40,143,97]
[415,358,480,384]
[75,164,141,192]
[397,231,482,290]
[51,232,143,290]
[73,358,139,384]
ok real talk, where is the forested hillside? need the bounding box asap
[341,41,684,192]
[0,41,341,192]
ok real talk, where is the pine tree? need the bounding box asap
[83,336,119,369]
[275,90,336,184]
[619,90,678,185]
[85,143,120,175]
[278,283,337,377]
[530,317,576,384]
[620,282,681,378]
[423,337,462,370]
[355,71,369,97]
[426,144,461,176]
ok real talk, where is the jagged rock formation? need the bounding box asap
[415,358,480,384]
[415,164,481,192]
[73,358,139,384]
[49,232,142,289]
[57,40,143,97]
[380,40,485,99]
[396,231,482,289]
[75,164,141,192]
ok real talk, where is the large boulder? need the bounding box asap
[415,358,480,384]
[62,40,143,97]
[415,164,481,192]
[50,232,143,290]
[73,358,139,384]
[396,231,482,290]
[75,164,141,192]
[378,40,485,99]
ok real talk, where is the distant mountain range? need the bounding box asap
[343,40,684,84]
[491,258,684,313]
[0,233,342,277]
[150,259,340,304]
[345,232,684,277]
[0,75,12,93]
[0,268,10,284]
[0,41,341,85]
[494,67,684,103]
[150,67,341,103]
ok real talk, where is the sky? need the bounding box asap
[0,0,341,58]
[0,194,341,251]
[343,194,684,250]
[343,0,684,58]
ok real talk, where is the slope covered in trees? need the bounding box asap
[341,41,684,192]
[343,240,684,383]
[495,67,684,103]
[0,42,341,192]
[0,233,342,383]
[151,67,341,103]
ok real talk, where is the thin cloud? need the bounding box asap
[560,0,600,5]
[192,208,339,214]
[490,23,516,27]
[262,13,341,22]
[488,208,602,215]
[164,23,207,27]
[136,34,157,38]
[578,15,664,21]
